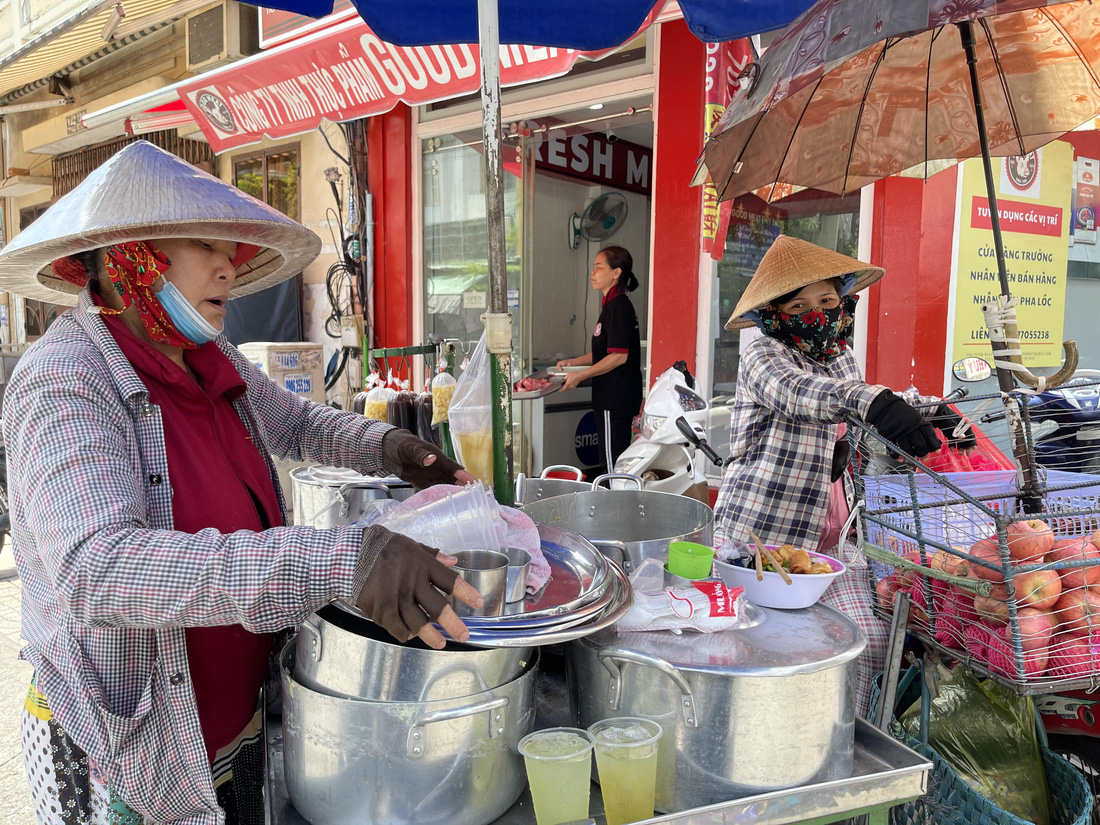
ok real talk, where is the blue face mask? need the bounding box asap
[156,280,222,345]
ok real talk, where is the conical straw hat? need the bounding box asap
[725,235,884,330]
[0,140,320,306]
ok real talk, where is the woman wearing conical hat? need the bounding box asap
[0,141,483,824]
[714,235,971,714]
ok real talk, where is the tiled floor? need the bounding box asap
[0,539,34,825]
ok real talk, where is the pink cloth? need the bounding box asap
[499,506,552,593]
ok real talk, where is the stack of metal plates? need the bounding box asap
[453,523,633,647]
[336,524,632,648]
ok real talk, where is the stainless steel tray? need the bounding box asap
[265,710,930,825]
[456,560,633,647]
[461,524,612,627]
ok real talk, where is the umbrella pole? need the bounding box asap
[477,0,515,505]
[958,20,1044,513]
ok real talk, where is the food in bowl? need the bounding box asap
[714,547,846,609]
[757,544,835,576]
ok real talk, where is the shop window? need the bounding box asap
[710,192,861,397]
[20,203,60,340]
[233,145,300,220]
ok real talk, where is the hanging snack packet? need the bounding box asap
[431,371,457,425]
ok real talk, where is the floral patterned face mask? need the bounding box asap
[758,293,859,364]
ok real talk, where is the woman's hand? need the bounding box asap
[561,371,585,392]
[382,429,475,488]
[356,527,483,648]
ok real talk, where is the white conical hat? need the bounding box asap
[0,140,320,306]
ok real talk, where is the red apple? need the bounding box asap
[1051,590,1100,635]
[969,537,1007,583]
[897,550,933,587]
[1048,635,1100,679]
[1006,519,1055,562]
[974,584,1009,625]
[1090,529,1100,553]
[1012,568,1062,611]
[931,548,970,579]
[875,574,905,611]
[1010,607,1054,651]
[1049,537,1100,590]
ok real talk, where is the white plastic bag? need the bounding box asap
[448,332,494,485]
[616,558,750,633]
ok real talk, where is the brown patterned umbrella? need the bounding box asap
[701,0,1099,506]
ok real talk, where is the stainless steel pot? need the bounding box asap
[295,603,532,701]
[514,465,590,505]
[521,483,713,574]
[290,466,414,528]
[564,604,866,813]
[281,643,537,825]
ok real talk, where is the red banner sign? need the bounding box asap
[180,16,651,153]
[970,197,1064,237]
[701,39,753,259]
[534,131,651,194]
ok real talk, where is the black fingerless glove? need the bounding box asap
[355,526,459,642]
[929,404,977,451]
[865,391,943,458]
[382,429,466,489]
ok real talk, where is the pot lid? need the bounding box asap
[583,603,866,677]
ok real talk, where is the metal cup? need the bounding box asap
[504,547,532,603]
[450,549,509,617]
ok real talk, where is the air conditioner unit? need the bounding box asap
[185,1,260,72]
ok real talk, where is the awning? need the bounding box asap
[0,0,200,99]
[169,14,651,152]
[257,0,817,49]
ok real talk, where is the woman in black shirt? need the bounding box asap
[557,245,643,469]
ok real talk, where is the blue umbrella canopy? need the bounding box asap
[257,0,817,49]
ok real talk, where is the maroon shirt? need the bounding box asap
[97,298,281,763]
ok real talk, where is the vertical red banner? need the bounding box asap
[701,39,753,259]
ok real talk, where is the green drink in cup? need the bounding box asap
[588,717,663,825]
[518,727,594,825]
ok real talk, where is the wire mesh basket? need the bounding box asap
[852,384,1100,694]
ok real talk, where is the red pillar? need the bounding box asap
[366,105,414,348]
[649,19,705,379]
[866,169,957,395]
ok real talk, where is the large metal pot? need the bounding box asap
[295,603,532,701]
[514,465,590,505]
[281,643,537,825]
[564,604,866,812]
[290,466,414,528]
[521,483,712,573]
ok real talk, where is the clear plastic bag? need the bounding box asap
[387,390,417,433]
[900,666,1052,825]
[415,392,436,444]
[431,371,457,425]
[364,384,393,422]
[448,332,494,485]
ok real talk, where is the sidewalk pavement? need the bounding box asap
[0,538,34,825]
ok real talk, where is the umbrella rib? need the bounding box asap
[925,30,934,180]
[841,41,890,195]
[977,18,1025,157]
[716,111,767,203]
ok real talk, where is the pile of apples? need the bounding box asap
[875,519,1100,681]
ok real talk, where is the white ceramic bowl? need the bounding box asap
[713,548,845,610]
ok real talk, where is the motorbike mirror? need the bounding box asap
[675,416,702,446]
[952,357,993,382]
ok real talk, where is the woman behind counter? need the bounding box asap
[557,245,643,471]
[0,141,481,825]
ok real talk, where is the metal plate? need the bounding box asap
[454,561,633,648]
[459,525,612,627]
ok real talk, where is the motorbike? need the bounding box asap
[1022,368,1100,474]
[612,361,728,500]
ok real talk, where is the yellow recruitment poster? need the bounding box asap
[949,141,1072,370]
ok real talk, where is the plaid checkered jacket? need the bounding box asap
[4,288,392,824]
[713,335,887,548]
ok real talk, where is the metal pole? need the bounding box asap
[958,20,1043,513]
[477,0,514,505]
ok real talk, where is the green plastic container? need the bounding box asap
[666,541,715,580]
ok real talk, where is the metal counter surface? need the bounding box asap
[265,660,930,825]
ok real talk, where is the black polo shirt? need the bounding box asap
[591,287,643,415]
